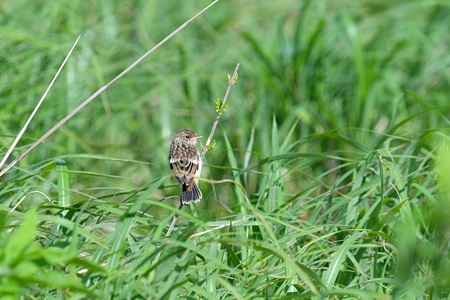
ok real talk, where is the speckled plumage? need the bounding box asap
[168,129,202,204]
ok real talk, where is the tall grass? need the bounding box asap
[1,0,449,298]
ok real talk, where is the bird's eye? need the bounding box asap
[185,135,190,139]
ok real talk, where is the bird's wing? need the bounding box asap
[170,157,199,185]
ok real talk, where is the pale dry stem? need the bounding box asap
[0,0,221,177]
[0,36,81,172]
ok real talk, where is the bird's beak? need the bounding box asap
[192,135,202,140]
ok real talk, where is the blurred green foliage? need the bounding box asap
[1,0,449,298]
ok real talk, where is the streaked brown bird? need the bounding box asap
[168,129,202,204]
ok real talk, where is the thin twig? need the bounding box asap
[165,63,240,237]
[201,63,240,162]
[165,202,184,237]
[0,36,81,171]
[0,0,221,178]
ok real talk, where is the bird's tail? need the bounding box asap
[181,181,202,205]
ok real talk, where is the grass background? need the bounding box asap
[1,0,450,298]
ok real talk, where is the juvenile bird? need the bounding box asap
[168,129,202,204]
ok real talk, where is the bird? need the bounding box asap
[168,129,203,205]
